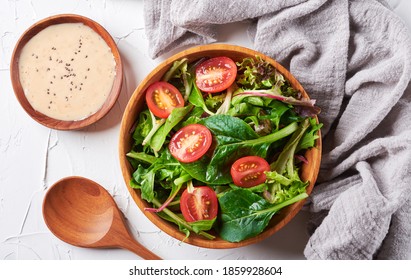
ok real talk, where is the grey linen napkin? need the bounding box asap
[144,0,411,259]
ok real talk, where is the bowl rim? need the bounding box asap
[119,43,322,249]
[10,13,123,130]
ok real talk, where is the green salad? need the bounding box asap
[127,55,322,242]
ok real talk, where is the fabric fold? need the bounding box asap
[143,0,411,259]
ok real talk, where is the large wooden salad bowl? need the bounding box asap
[119,44,322,249]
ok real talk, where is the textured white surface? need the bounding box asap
[0,0,409,260]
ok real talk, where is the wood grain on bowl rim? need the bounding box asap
[119,44,322,249]
[10,14,123,130]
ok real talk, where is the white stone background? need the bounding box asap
[0,0,410,260]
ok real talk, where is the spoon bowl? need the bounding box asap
[42,176,161,259]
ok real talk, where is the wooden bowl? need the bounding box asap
[119,44,322,249]
[10,14,123,130]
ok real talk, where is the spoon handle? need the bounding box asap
[121,238,162,260]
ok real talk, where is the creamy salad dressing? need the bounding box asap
[19,23,116,121]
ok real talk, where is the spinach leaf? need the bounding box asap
[200,114,258,143]
[180,155,210,183]
[199,115,298,184]
[218,189,308,242]
[190,218,216,234]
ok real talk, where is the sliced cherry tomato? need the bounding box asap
[180,186,218,222]
[145,81,184,118]
[231,156,270,188]
[195,56,237,93]
[169,124,212,163]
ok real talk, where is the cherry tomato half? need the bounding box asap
[195,56,237,93]
[169,124,212,163]
[145,81,184,119]
[180,186,218,222]
[231,156,270,188]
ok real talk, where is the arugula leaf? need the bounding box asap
[126,151,157,165]
[132,149,185,202]
[142,110,166,148]
[145,181,183,213]
[132,109,152,146]
[297,117,322,151]
[263,118,311,204]
[162,58,192,101]
[270,118,310,174]
[188,83,215,116]
[215,84,235,115]
[162,58,188,82]
[132,166,156,202]
[218,189,308,242]
[236,90,321,117]
[155,201,216,240]
[150,104,193,152]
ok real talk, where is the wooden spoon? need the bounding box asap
[42,176,161,260]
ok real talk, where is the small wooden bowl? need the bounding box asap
[10,14,123,130]
[119,44,322,249]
